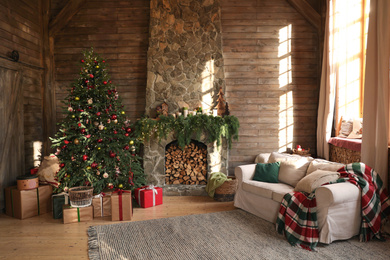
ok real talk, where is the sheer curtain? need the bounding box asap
[317,0,368,159]
[361,0,390,188]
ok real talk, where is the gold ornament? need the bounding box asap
[129,140,134,145]
[113,119,118,124]
[97,147,101,150]
[74,138,80,145]
[118,184,123,188]
[75,97,80,101]
[87,166,91,170]
[121,111,125,115]
[96,66,99,69]
[71,115,75,118]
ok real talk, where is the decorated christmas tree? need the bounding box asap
[50,48,146,194]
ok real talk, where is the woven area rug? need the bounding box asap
[88,209,390,260]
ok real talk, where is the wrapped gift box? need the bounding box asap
[62,205,93,224]
[92,193,111,218]
[134,186,163,208]
[111,190,132,221]
[52,193,69,219]
[5,185,52,219]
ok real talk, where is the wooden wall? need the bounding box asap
[0,0,44,209]
[53,0,149,125]
[221,0,320,173]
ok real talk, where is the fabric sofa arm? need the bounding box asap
[235,164,256,184]
[315,182,361,208]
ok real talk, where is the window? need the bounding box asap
[330,0,370,124]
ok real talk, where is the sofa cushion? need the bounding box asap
[253,162,280,183]
[268,152,305,163]
[295,170,340,193]
[278,159,311,187]
[254,153,271,163]
[306,159,344,175]
[272,185,295,203]
[242,180,294,201]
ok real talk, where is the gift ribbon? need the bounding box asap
[77,208,80,222]
[93,193,107,217]
[113,189,130,221]
[137,185,158,207]
[36,188,40,215]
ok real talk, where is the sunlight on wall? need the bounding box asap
[33,141,42,167]
[278,25,294,151]
[201,59,215,113]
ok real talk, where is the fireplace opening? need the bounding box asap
[165,140,208,185]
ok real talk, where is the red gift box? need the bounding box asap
[134,186,163,208]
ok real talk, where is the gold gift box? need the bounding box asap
[5,185,52,219]
[62,204,93,224]
[111,191,132,221]
[92,194,111,218]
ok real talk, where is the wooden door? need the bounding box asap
[0,61,24,210]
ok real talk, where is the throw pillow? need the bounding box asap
[347,118,363,139]
[253,162,280,183]
[295,170,340,193]
[268,152,311,163]
[338,119,353,138]
[254,153,271,163]
[278,159,311,187]
[306,159,344,175]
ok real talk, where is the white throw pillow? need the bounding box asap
[347,118,363,139]
[278,159,311,187]
[338,119,353,138]
[306,159,344,175]
[295,170,340,193]
[268,152,311,163]
[254,153,271,163]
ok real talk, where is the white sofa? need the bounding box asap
[234,152,362,244]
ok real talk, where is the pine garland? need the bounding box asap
[133,114,240,149]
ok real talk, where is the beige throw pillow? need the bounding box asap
[338,119,353,138]
[278,159,311,187]
[306,159,344,175]
[347,118,363,139]
[295,170,340,193]
[268,152,311,163]
[254,153,271,163]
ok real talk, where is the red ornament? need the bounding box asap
[85,80,89,83]
[109,80,112,83]
[114,130,117,134]
[97,138,103,143]
[94,60,98,64]
[96,112,101,116]
[124,145,129,150]
[126,128,132,133]
[103,81,107,85]
[64,140,70,144]
[60,163,65,168]
[62,145,67,149]
[125,133,129,137]
[78,123,81,127]
[108,90,111,95]
[91,162,98,168]
[102,60,105,63]
[111,114,117,120]
[109,151,116,158]
[89,74,94,78]
[82,155,88,161]
[80,128,86,134]
[81,59,84,63]
[86,134,91,138]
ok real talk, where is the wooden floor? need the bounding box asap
[0,196,235,259]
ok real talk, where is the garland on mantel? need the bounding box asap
[132,114,240,149]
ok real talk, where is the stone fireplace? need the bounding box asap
[143,0,228,195]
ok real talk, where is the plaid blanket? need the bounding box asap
[276,162,390,250]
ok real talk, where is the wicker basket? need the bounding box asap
[214,176,238,202]
[68,186,93,208]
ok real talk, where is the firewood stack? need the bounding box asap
[165,142,207,185]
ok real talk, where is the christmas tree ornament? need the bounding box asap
[97,147,101,150]
[121,111,125,115]
[60,163,65,168]
[98,124,104,130]
[103,81,107,85]
[96,112,101,116]
[96,66,99,69]
[87,166,91,170]
[107,119,111,124]
[118,184,123,189]
[74,138,80,145]
[97,138,103,143]
[75,97,80,101]
[103,173,108,178]
[108,183,114,189]
[87,98,93,104]
[114,130,118,134]
[94,121,99,126]
[113,119,118,124]
[111,114,117,120]
[71,115,76,118]
[85,69,88,73]
[68,107,73,112]
[126,128,131,133]
[124,145,129,150]
[109,151,116,158]
[96,171,100,175]
[131,146,136,152]
[89,74,94,78]
[82,155,88,161]
[91,162,98,168]
[80,128,86,134]
[81,59,85,63]
[129,140,134,145]
[64,140,70,144]
[125,133,129,137]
